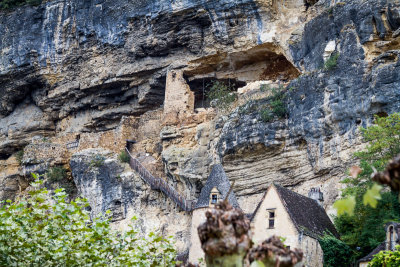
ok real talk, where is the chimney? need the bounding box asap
[308,187,324,206]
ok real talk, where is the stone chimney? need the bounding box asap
[308,187,324,206]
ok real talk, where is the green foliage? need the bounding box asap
[46,166,67,183]
[260,85,287,123]
[335,191,400,260]
[0,0,41,10]
[355,113,400,166]
[118,150,130,163]
[324,52,339,70]
[0,178,177,266]
[319,234,353,267]
[90,154,105,168]
[333,113,400,261]
[369,245,400,267]
[207,81,237,111]
[14,149,24,165]
[333,195,356,216]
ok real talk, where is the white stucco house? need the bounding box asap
[188,165,339,267]
[250,184,339,267]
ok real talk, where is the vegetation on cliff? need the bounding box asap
[332,113,400,262]
[0,177,177,266]
[0,0,40,10]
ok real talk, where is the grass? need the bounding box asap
[118,150,130,163]
[324,52,339,70]
[90,155,105,168]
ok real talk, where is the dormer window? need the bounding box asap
[209,187,220,206]
[211,194,218,204]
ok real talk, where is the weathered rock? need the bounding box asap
[70,148,191,253]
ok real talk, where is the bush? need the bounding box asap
[118,150,130,163]
[260,86,287,123]
[90,154,105,168]
[324,52,339,70]
[319,234,353,267]
[0,177,177,266]
[46,166,67,183]
[369,245,400,267]
[0,0,41,10]
[207,81,237,111]
[15,149,24,165]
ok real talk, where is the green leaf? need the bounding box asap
[250,260,266,267]
[333,196,356,216]
[363,183,382,208]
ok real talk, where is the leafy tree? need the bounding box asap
[333,113,400,261]
[319,234,353,267]
[334,191,400,260]
[0,176,177,266]
[369,245,400,267]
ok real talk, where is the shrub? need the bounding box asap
[46,166,67,183]
[324,52,339,70]
[207,81,237,111]
[319,234,353,267]
[15,149,24,165]
[118,150,130,163]
[260,86,287,122]
[0,0,41,10]
[0,177,177,266]
[369,245,400,267]
[90,154,105,168]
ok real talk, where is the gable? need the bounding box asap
[251,186,298,243]
[274,184,339,239]
[194,164,239,209]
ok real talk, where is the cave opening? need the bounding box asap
[184,76,246,109]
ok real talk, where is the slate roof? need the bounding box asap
[358,242,386,263]
[194,164,240,209]
[251,184,339,239]
[358,222,400,263]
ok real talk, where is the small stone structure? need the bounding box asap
[163,70,195,124]
[358,222,400,267]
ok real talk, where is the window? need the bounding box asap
[211,194,218,204]
[268,210,275,229]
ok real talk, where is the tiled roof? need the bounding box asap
[358,242,386,262]
[194,164,240,209]
[251,184,339,239]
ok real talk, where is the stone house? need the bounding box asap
[250,184,339,267]
[188,164,239,263]
[188,164,339,266]
[358,222,400,267]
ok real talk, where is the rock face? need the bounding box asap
[70,149,191,253]
[0,0,315,157]
[1,0,400,259]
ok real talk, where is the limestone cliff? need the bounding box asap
[1,0,400,259]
